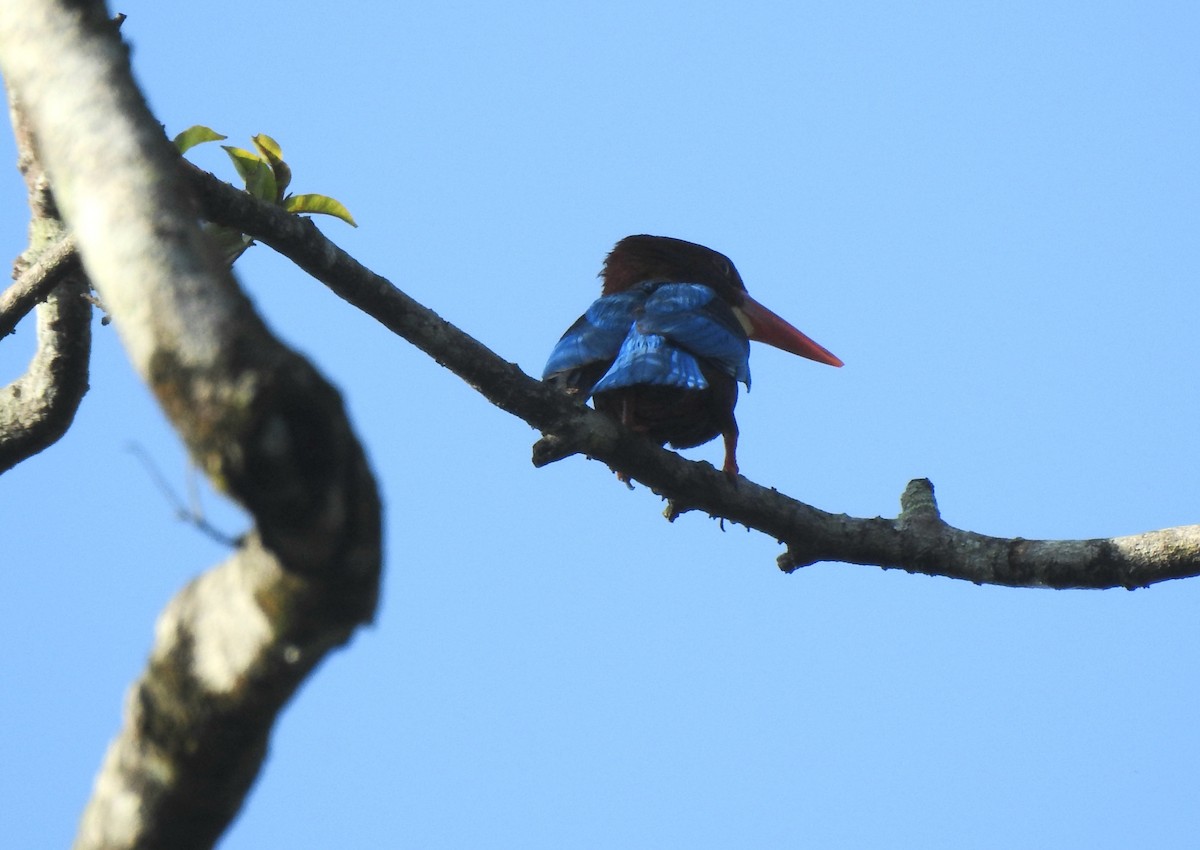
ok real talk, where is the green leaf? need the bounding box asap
[174,125,227,154]
[252,133,291,198]
[221,146,278,203]
[251,133,283,162]
[221,145,263,182]
[202,223,254,265]
[284,193,358,227]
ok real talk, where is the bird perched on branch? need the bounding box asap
[543,235,842,476]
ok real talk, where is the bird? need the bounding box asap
[542,235,842,477]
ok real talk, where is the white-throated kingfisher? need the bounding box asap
[542,235,842,476]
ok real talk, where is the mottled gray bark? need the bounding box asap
[0,272,90,471]
[0,232,81,339]
[0,2,382,849]
[0,68,91,472]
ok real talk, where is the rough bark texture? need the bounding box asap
[0,232,81,338]
[0,71,91,472]
[0,271,90,471]
[0,3,382,849]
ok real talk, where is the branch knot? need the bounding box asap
[898,478,942,526]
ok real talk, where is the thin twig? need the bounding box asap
[126,442,243,548]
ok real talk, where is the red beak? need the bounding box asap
[739,293,843,367]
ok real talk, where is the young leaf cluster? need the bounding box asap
[173,126,356,262]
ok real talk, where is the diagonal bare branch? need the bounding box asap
[180,162,1200,590]
[9,144,1193,591]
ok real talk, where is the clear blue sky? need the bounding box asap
[3,1,1199,847]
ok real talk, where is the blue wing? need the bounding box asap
[545,282,752,397]
[591,283,751,394]
[591,329,709,393]
[542,288,648,380]
[637,284,751,387]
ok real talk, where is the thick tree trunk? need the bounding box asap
[0,3,383,848]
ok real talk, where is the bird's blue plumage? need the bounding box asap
[637,284,750,387]
[542,282,751,395]
[542,234,840,477]
[541,287,647,381]
[591,330,709,392]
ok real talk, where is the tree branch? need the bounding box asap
[8,128,1193,591]
[0,58,90,472]
[0,272,90,472]
[0,3,381,849]
[0,232,81,338]
[181,163,1200,590]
